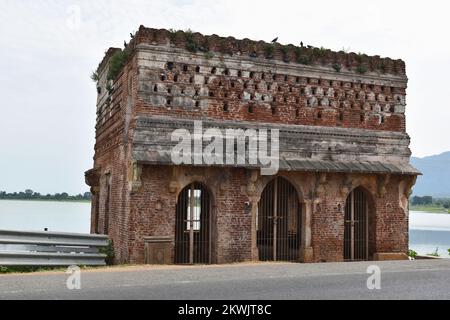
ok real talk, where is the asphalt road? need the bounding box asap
[1,260,449,300]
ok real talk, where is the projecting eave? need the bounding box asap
[132,150,421,176]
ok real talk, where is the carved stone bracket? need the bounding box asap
[399,175,418,215]
[128,161,142,193]
[247,170,260,198]
[314,172,327,199]
[404,175,417,198]
[339,173,353,198]
[377,174,391,197]
[168,167,181,194]
[85,168,101,195]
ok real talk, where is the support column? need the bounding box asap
[247,170,260,262]
[250,195,259,261]
[91,186,100,234]
[300,199,314,263]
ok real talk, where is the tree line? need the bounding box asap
[410,195,450,208]
[0,190,92,201]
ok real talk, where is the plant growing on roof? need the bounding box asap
[318,46,328,56]
[107,47,132,81]
[295,47,312,65]
[356,64,368,74]
[280,45,290,63]
[168,28,180,42]
[264,43,274,59]
[90,71,99,82]
[379,61,386,74]
[332,63,342,72]
[184,29,198,53]
[106,82,113,95]
[204,51,214,59]
[198,38,210,53]
[298,56,312,65]
[357,52,364,63]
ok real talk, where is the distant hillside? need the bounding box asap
[411,152,450,198]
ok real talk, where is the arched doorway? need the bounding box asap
[175,183,211,264]
[344,187,369,261]
[257,177,302,262]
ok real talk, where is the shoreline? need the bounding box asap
[409,206,450,214]
[0,199,91,204]
[0,200,447,211]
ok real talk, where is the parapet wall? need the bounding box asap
[94,26,409,136]
[132,26,406,76]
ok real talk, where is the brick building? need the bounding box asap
[85,26,419,265]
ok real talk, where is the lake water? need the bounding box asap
[0,201,449,258]
[0,200,91,234]
[409,211,450,257]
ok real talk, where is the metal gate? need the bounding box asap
[344,187,369,261]
[257,177,301,262]
[175,183,211,264]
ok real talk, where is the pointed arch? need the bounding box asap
[344,186,376,261]
[175,182,213,264]
[257,176,302,262]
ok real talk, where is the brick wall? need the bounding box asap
[86,25,414,264]
[103,165,410,264]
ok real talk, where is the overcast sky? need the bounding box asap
[1,0,449,194]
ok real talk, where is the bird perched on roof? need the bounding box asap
[271,37,278,43]
[130,33,134,39]
[124,41,128,48]
[300,41,304,47]
[307,45,313,49]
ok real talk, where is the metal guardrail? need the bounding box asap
[0,230,109,266]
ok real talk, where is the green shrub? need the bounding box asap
[356,65,368,74]
[407,249,418,259]
[184,29,198,53]
[106,83,113,95]
[265,44,274,59]
[99,240,115,265]
[332,63,342,72]
[428,248,440,257]
[90,71,99,82]
[379,62,386,74]
[317,46,328,57]
[107,47,132,81]
[168,28,180,42]
[204,51,214,59]
[0,266,64,274]
[297,55,311,65]
[294,48,311,65]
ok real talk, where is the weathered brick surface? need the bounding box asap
[85,26,416,265]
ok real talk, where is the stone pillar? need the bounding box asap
[85,168,101,234]
[250,195,259,261]
[300,199,314,263]
[91,186,100,234]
